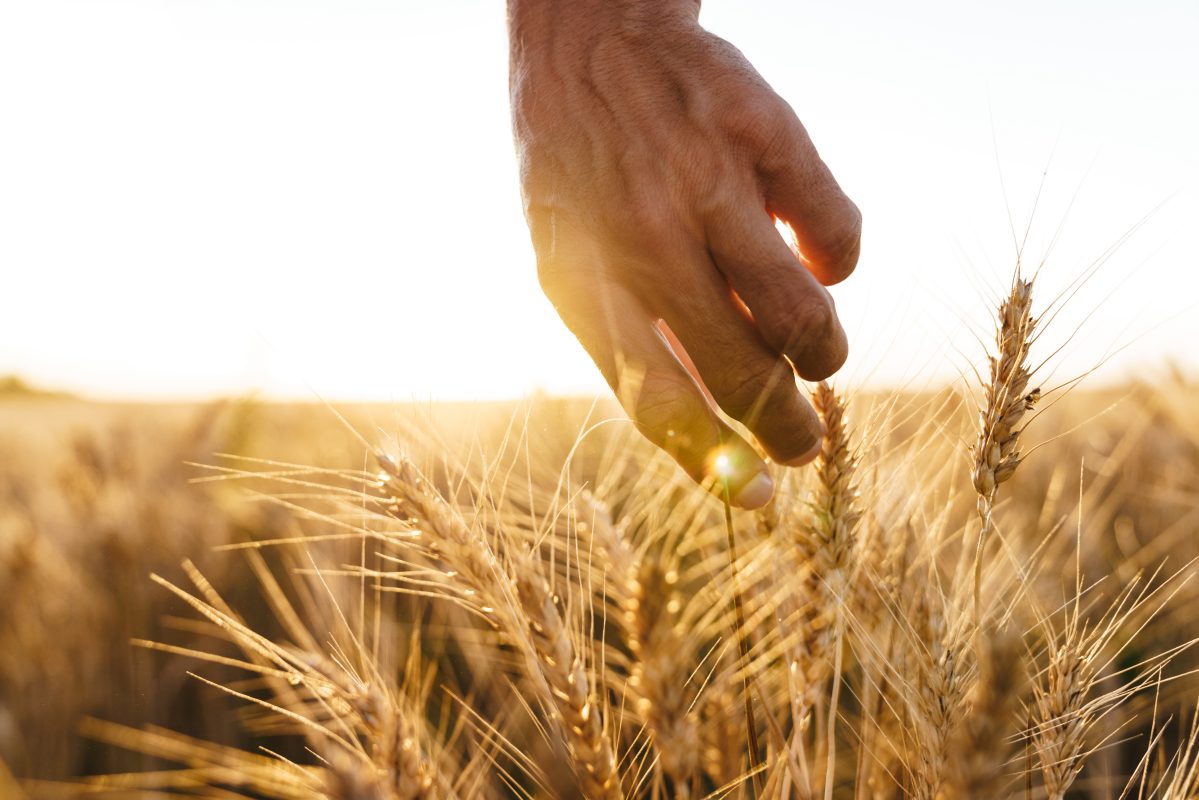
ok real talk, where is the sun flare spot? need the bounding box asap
[710,449,736,480]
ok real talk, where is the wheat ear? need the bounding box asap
[906,588,976,800]
[584,495,707,795]
[970,276,1036,611]
[810,382,861,800]
[1029,573,1175,800]
[376,453,621,799]
[324,685,441,800]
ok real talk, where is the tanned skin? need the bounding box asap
[509,0,861,508]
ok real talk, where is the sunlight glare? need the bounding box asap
[711,449,736,480]
[774,216,801,257]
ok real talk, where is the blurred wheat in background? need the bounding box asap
[2,271,1198,799]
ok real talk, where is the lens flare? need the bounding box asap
[710,448,736,480]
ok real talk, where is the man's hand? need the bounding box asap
[509,0,861,508]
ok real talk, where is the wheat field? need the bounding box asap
[2,276,1198,799]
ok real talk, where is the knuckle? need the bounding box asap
[787,294,848,379]
[693,190,738,229]
[768,293,838,356]
[713,360,781,420]
[817,201,863,283]
[633,374,706,442]
[725,93,788,146]
[763,417,821,466]
[795,293,838,344]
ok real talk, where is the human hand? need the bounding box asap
[509,0,861,508]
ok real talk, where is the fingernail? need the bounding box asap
[733,472,775,509]
[780,439,823,467]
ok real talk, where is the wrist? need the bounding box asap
[508,0,699,67]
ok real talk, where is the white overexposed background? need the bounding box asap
[1,0,1195,401]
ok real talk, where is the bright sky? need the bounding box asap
[1,0,1196,401]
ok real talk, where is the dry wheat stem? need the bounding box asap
[721,485,765,798]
